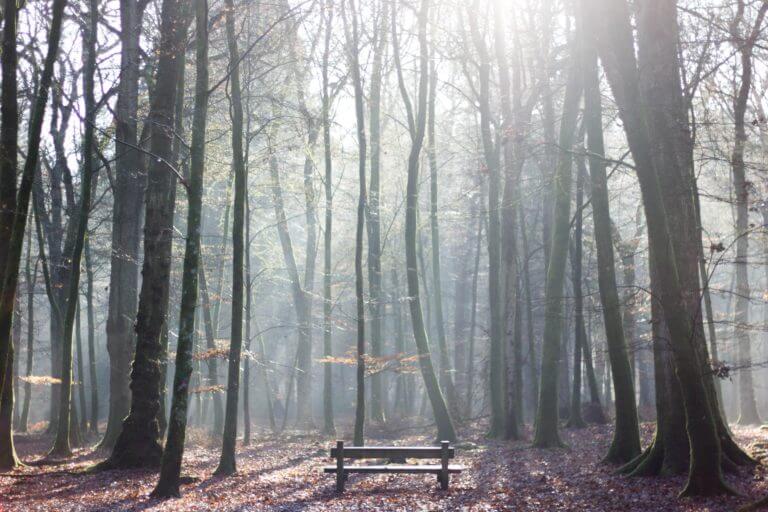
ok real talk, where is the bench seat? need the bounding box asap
[326,440,461,491]
[323,464,465,474]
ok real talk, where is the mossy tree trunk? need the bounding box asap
[367,0,388,424]
[215,0,247,476]
[100,0,190,470]
[730,0,766,426]
[341,0,368,446]
[466,0,504,438]
[532,50,582,449]
[101,0,149,452]
[321,0,336,436]
[580,15,640,462]
[394,0,455,442]
[152,0,208,495]
[586,0,749,495]
[49,0,97,458]
[566,163,586,430]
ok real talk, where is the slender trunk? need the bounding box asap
[321,0,336,436]
[215,0,247,476]
[731,0,765,426]
[394,0,455,442]
[84,239,98,434]
[152,0,208,495]
[101,0,148,451]
[532,50,582,449]
[581,16,641,462]
[465,210,483,419]
[0,0,67,418]
[243,190,254,446]
[49,0,97,457]
[566,163,586,429]
[75,301,88,435]
[367,0,388,424]
[342,0,368,445]
[19,237,35,433]
[198,266,224,434]
[519,205,539,417]
[465,3,505,437]
[427,47,458,422]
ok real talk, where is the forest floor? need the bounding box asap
[1,420,766,511]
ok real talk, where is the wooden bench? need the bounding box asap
[323,440,464,492]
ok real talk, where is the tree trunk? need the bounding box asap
[427,46,459,421]
[84,239,98,434]
[566,163,586,429]
[152,0,208,495]
[321,0,336,436]
[533,49,582,449]
[342,0,368,446]
[467,2,504,438]
[49,0,97,458]
[75,301,88,435]
[198,266,224,434]
[394,0,455,442]
[367,0,388,424]
[215,0,247,476]
[19,235,35,433]
[100,0,190,470]
[581,17,641,462]
[102,0,149,451]
[730,0,765,426]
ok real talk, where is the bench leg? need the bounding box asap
[335,441,345,493]
[440,441,450,490]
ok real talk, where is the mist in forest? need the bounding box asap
[0,0,767,509]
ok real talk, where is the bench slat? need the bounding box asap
[323,464,464,474]
[329,446,455,459]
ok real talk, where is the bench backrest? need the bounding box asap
[330,442,455,459]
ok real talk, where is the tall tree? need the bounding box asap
[152,0,209,495]
[0,0,67,434]
[49,0,98,456]
[426,31,459,419]
[586,0,753,495]
[101,0,150,450]
[729,0,766,426]
[342,0,368,446]
[393,0,456,442]
[466,0,504,437]
[98,0,190,469]
[215,0,247,476]
[580,5,641,462]
[532,44,582,449]
[566,163,586,429]
[321,0,336,436]
[84,239,98,434]
[367,0,388,425]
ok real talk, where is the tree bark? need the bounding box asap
[152,0,208,495]
[100,0,190,470]
[533,49,582,449]
[215,0,247,476]
[581,17,641,462]
[49,0,98,457]
[321,0,336,436]
[101,0,149,451]
[394,0,455,442]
